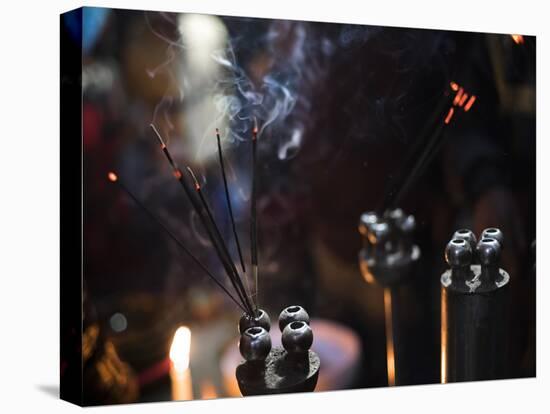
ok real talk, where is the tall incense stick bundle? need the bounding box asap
[185,166,254,313]
[149,124,255,315]
[381,89,453,211]
[216,128,246,274]
[250,124,259,312]
[107,171,247,313]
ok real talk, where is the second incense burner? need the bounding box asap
[441,228,510,383]
[236,306,320,396]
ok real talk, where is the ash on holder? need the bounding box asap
[441,228,510,383]
[236,306,320,396]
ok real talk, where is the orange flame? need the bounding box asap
[108,172,118,182]
[170,326,191,372]
[444,107,455,125]
[464,95,476,112]
[511,34,524,45]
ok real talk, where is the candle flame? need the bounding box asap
[511,34,524,45]
[108,172,118,182]
[170,326,191,371]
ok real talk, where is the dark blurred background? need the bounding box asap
[63,7,535,404]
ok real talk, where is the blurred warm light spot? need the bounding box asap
[107,172,118,182]
[511,34,524,45]
[450,81,459,92]
[170,326,192,372]
[441,291,448,383]
[200,380,218,399]
[383,288,396,386]
[464,95,476,112]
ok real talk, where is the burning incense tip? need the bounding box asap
[511,34,524,45]
[108,172,118,182]
[252,118,258,140]
[150,123,166,148]
[450,82,459,92]
[464,95,476,112]
[453,88,464,106]
[444,107,455,125]
[186,166,201,190]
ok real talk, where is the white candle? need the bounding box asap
[169,326,193,401]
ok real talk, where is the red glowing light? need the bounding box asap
[108,172,118,182]
[453,88,464,106]
[450,82,459,92]
[464,95,476,112]
[174,170,182,179]
[458,93,469,107]
[444,107,455,125]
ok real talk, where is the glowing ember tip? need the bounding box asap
[464,95,476,112]
[450,82,459,91]
[186,166,201,190]
[108,172,118,182]
[444,107,455,125]
[150,123,166,147]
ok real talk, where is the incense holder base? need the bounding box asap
[236,346,320,396]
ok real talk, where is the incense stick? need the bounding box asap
[149,124,254,315]
[107,171,247,313]
[185,166,255,314]
[216,128,246,274]
[380,90,451,211]
[250,124,259,311]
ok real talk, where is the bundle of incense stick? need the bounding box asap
[380,81,477,211]
[108,125,261,317]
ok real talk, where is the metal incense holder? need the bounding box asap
[358,209,420,287]
[358,208,420,386]
[236,306,320,396]
[440,228,510,383]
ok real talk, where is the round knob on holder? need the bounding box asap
[239,309,271,334]
[452,229,477,252]
[278,305,310,332]
[282,321,313,353]
[476,237,501,266]
[445,238,472,268]
[481,228,503,249]
[239,326,272,362]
